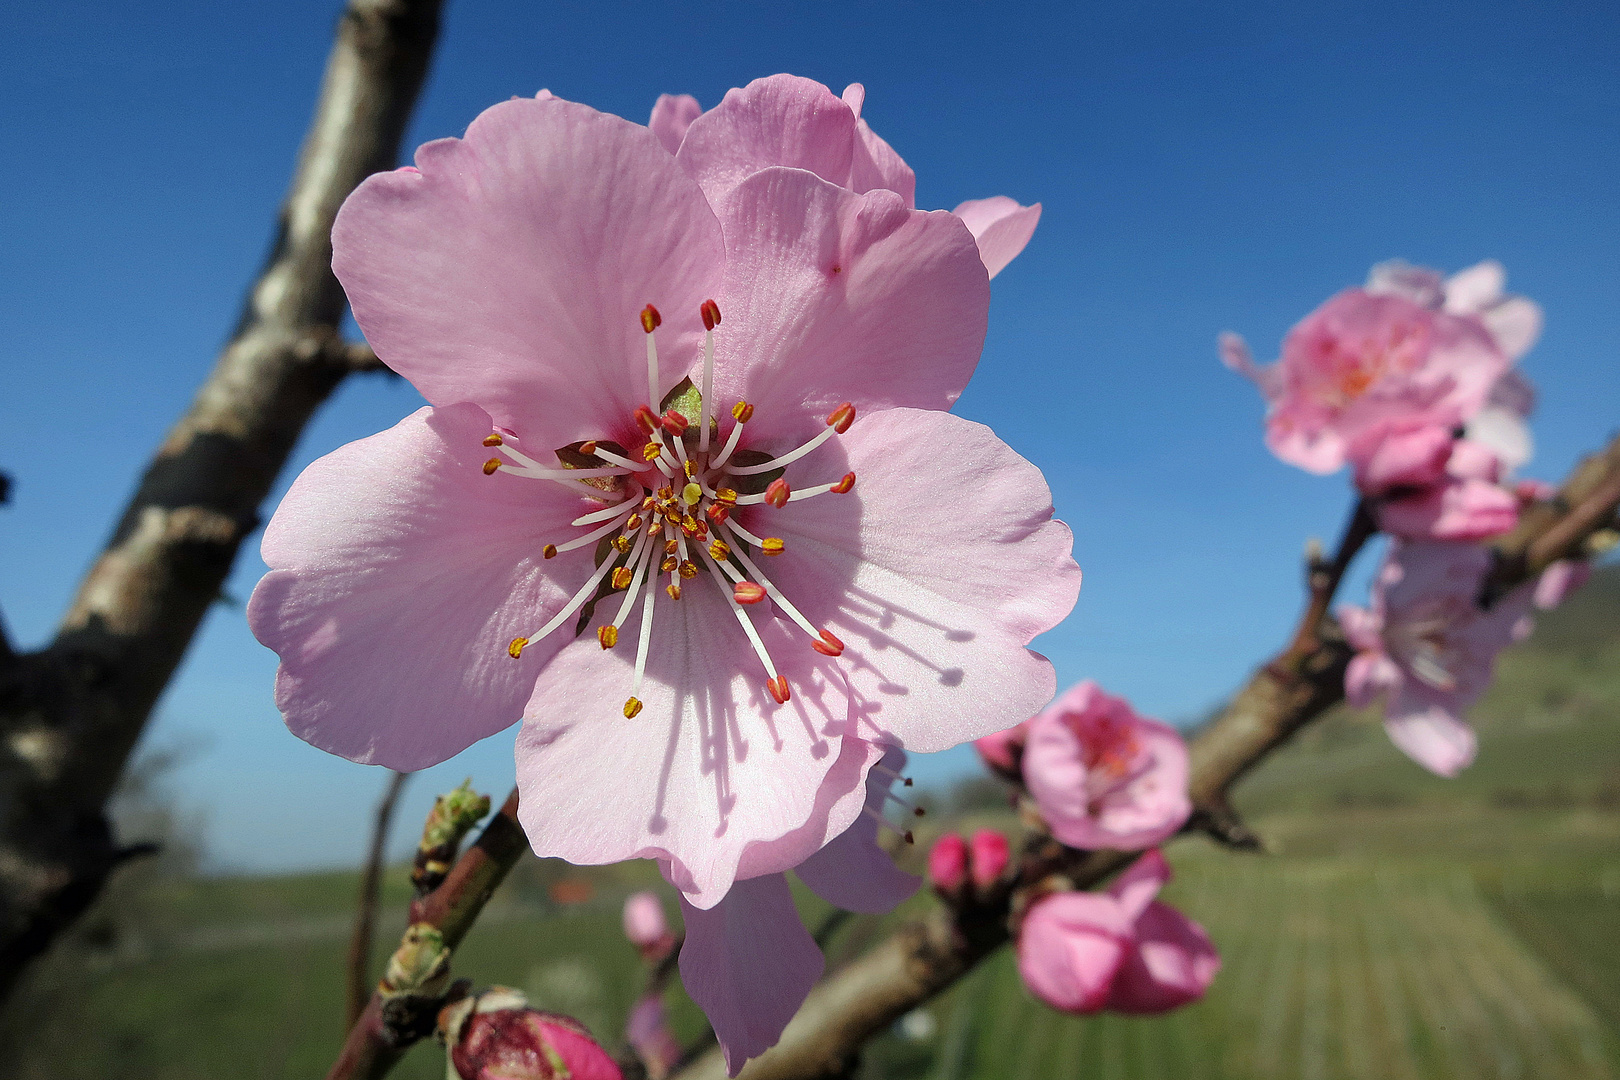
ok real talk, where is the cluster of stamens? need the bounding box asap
[485,300,859,719]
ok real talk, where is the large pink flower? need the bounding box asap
[246,87,1077,1066]
[676,748,921,1074]
[651,76,1042,280]
[1022,681,1191,850]
[1017,850,1218,1015]
[1340,540,1533,776]
[1221,260,1524,476]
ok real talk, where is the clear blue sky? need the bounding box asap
[2,0,1616,871]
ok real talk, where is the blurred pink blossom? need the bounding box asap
[1533,559,1592,610]
[623,891,674,959]
[1022,681,1191,850]
[969,829,1011,890]
[627,995,682,1080]
[927,833,968,894]
[973,721,1029,782]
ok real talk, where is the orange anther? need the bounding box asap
[624,696,643,719]
[766,675,791,704]
[625,513,643,531]
[678,561,699,579]
[765,478,791,508]
[660,556,678,574]
[635,405,660,433]
[664,538,679,555]
[731,400,754,423]
[734,582,767,605]
[483,433,504,447]
[640,304,662,333]
[483,458,501,475]
[708,539,731,561]
[613,535,632,554]
[706,504,731,524]
[579,440,598,454]
[831,472,856,494]
[598,625,619,649]
[642,441,664,462]
[826,402,856,433]
[662,409,689,435]
[714,487,738,506]
[812,629,845,657]
[683,459,696,479]
[542,544,558,559]
[701,299,722,331]
[761,537,785,556]
[508,637,529,659]
[665,582,682,600]
[611,567,633,590]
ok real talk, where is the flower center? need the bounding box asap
[1387,602,1465,692]
[484,301,857,719]
[1307,319,1430,409]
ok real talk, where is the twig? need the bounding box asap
[666,431,1620,1080]
[0,0,442,1002]
[347,770,411,1027]
[325,788,527,1080]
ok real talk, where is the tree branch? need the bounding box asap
[668,430,1620,1080]
[347,770,411,1027]
[0,0,442,1002]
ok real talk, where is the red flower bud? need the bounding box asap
[441,988,622,1080]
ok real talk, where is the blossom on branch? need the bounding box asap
[1022,681,1191,851]
[1016,850,1218,1015]
[438,987,622,1080]
[622,891,674,962]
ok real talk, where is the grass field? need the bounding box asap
[6,568,1617,1078]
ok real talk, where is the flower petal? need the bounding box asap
[649,93,702,154]
[951,196,1042,279]
[1106,900,1220,1014]
[1108,849,1171,922]
[1441,260,1505,315]
[1377,477,1518,541]
[678,75,857,206]
[1345,650,1402,709]
[1384,694,1477,777]
[678,873,825,1076]
[794,746,921,913]
[1016,892,1133,1014]
[514,580,866,907]
[752,408,1079,752]
[333,95,724,444]
[1481,297,1543,361]
[710,168,989,424]
[248,404,582,769]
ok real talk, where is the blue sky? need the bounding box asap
[2,0,1616,871]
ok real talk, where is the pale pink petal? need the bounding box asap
[1377,477,1518,541]
[677,873,824,1076]
[840,83,865,118]
[951,197,1041,279]
[514,584,867,908]
[1107,849,1170,922]
[332,95,724,444]
[1336,603,1384,653]
[248,404,580,770]
[1345,651,1402,709]
[1384,696,1477,777]
[1488,369,1537,418]
[1350,423,1454,495]
[1016,892,1133,1014]
[1446,439,1504,483]
[677,75,857,206]
[1107,901,1220,1014]
[794,747,921,913]
[974,722,1028,779]
[1465,407,1533,474]
[1534,559,1591,610]
[1367,260,1446,308]
[751,408,1079,753]
[649,93,702,154]
[850,118,917,208]
[1441,260,1505,315]
[1481,297,1543,360]
[969,829,1011,890]
[710,168,988,423]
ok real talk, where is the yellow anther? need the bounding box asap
[660,556,678,574]
[624,696,644,719]
[761,537,785,556]
[714,488,738,506]
[658,486,674,500]
[611,567,633,590]
[482,458,501,475]
[542,544,557,559]
[641,495,656,511]
[598,625,618,649]
[683,482,702,505]
[732,400,754,423]
[508,637,528,659]
[664,538,679,555]
[625,513,643,531]
[642,441,663,462]
[613,535,632,554]
[665,582,682,600]
[683,459,696,479]
[483,433,503,447]
[709,539,731,561]
[678,561,698,579]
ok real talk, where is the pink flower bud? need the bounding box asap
[441,988,622,1080]
[927,833,967,894]
[968,829,1010,889]
[622,891,668,948]
[974,722,1028,781]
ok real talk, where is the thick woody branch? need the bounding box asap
[670,429,1620,1080]
[0,0,441,1001]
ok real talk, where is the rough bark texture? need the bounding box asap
[0,0,442,1003]
[668,431,1620,1080]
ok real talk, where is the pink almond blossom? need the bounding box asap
[248,86,1079,943]
[1022,681,1191,850]
[1221,262,1522,477]
[676,748,921,1074]
[651,76,1041,280]
[1340,540,1535,776]
[1017,850,1218,1015]
[1374,436,1519,542]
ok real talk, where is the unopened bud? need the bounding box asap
[439,987,623,1080]
[969,829,1011,890]
[928,833,968,896]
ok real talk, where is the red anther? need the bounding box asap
[705,503,731,524]
[662,409,689,435]
[826,402,856,433]
[640,304,662,333]
[634,405,660,434]
[764,477,791,508]
[733,582,767,605]
[811,629,845,657]
[700,299,722,331]
[766,675,791,704]
[831,472,856,494]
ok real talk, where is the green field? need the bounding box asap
[6,568,1618,1079]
